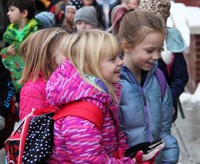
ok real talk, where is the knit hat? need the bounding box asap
[74,6,98,27]
[138,0,171,22]
[35,11,55,28]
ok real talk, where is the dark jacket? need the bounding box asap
[0,55,15,149]
[158,52,189,121]
[0,55,15,118]
[158,27,189,121]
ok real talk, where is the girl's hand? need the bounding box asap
[133,141,165,164]
[7,44,16,56]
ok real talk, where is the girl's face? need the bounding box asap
[127,31,164,72]
[83,0,94,6]
[76,21,93,32]
[7,6,24,24]
[128,0,139,9]
[100,54,123,83]
[66,8,76,22]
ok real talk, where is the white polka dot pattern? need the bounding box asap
[22,113,54,163]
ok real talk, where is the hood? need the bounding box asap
[46,59,112,107]
[161,40,173,64]
[166,27,186,53]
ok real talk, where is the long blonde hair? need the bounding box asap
[60,29,122,101]
[19,27,68,84]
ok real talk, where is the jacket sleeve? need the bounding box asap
[19,83,47,120]
[0,56,15,118]
[55,116,135,164]
[170,53,189,105]
[160,84,179,164]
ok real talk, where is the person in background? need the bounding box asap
[0,56,14,131]
[49,0,69,26]
[82,0,105,29]
[96,0,121,29]
[110,5,179,163]
[122,0,139,9]
[46,29,163,163]
[35,11,56,28]
[19,27,68,121]
[0,55,15,147]
[0,0,41,118]
[138,0,189,122]
[74,6,99,32]
[0,55,15,163]
[62,5,76,33]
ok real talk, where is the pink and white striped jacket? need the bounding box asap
[46,59,134,163]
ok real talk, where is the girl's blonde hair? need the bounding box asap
[109,5,166,46]
[61,29,122,101]
[19,27,68,84]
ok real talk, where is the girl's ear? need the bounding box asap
[22,9,28,18]
[122,41,131,54]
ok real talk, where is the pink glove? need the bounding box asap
[133,141,165,164]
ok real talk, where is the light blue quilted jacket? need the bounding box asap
[119,63,179,164]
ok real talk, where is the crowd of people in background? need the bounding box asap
[0,0,188,163]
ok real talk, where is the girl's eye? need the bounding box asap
[109,57,116,62]
[146,50,153,53]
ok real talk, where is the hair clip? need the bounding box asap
[55,28,67,36]
[47,28,67,44]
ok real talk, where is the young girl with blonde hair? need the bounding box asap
[62,5,76,33]
[110,5,179,164]
[45,29,163,163]
[19,27,68,120]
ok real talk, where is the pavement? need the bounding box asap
[172,100,200,164]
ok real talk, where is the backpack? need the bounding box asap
[4,101,103,164]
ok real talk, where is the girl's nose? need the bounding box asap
[81,23,86,28]
[152,52,160,60]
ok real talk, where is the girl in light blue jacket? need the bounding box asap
[109,6,179,164]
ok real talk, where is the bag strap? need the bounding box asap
[155,68,166,100]
[32,106,57,115]
[53,101,103,130]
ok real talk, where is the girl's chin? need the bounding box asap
[144,64,154,71]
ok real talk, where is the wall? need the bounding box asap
[169,1,200,93]
[185,35,200,93]
[183,5,200,93]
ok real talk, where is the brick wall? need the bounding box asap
[185,34,200,93]
[175,0,200,7]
